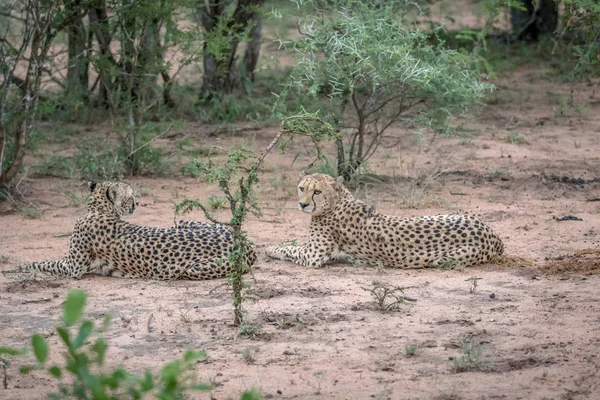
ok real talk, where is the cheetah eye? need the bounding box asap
[314,190,321,195]
[298,187,304,192]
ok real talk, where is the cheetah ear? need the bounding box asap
[88,181,97,192]
[299,170,308,178]
[335,176,345,184]
[106,184,117,204]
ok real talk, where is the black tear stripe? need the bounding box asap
[311,193,317,211]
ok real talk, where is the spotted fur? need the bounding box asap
[19,181,255,280]
[265,173,504,269]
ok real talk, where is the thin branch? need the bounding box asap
[252,121,286,173]
[125,122,174,159]
[0,10,27,23]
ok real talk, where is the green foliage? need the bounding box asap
[63,289,86,326]
[32,122,173,180]
[175,112,337,327]
[0,289,261,399]
[208,195,228,210]
[278,0,490,180]
[557,0,600,79]
[404,344,420,357]
[175,143,261,326]
[0,0,77,184]
[451,339,487,373]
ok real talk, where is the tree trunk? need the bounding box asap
[137,20,161,108]
[161,70,175,108]
[66,0,89,101]
[89,0,115,107]
[242,0,265,84]
[510,0,537,40]
[1,29,50,184]
[537,0,558,36]
[510,0,558,41]
[197,0,264,100]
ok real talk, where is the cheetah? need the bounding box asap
[18,181,255,280]
[265,173,504,269]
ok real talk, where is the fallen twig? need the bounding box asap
[21,298,52,304]
[53,232,72,238]
[147,313,155,333]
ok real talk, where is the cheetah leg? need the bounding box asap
[19,240,92,279]
[331,248,355,264]
[19,259,89,279]
[265,238,337,268]
[428,245,492,268]
[180,261,235,280]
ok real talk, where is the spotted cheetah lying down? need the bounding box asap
[18,181,255,280]
[265,173,504,269]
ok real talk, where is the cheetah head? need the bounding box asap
[87,181,138,217]
[296,172,345,217]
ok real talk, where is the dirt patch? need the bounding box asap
[540,249,600,276]
[3,278,64,293]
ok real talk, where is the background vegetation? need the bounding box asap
[1,0,597,186]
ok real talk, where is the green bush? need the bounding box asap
[557,0,600,79]
[277,0,491,181]
[0,289,261,400]
[32,122,173,181]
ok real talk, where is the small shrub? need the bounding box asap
[32,127,171,181]
[18,205,44,220]
[0,290,263,399]
[451,339,487,373]
[242,346,259,365]
[278,0,491,181]
[404,344,420,357]
[364,281,410,312]
[505,133,529,145]
[466,276,482,294]
[239,323,262,338]
[176,112,338,328]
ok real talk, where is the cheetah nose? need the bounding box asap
[299,202,309,209]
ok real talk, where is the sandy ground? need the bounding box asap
[2,39,600,400]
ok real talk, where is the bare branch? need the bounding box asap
[125,122,175,159]
[253,121,286,173]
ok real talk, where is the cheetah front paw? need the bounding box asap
[264,246,279,259]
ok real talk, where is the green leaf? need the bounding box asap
[56,327,71,348]
[241,388,263,400]
[63,289,86,326]
[19,365,36,374]
[48,366,62,378]
[31,334,48,364]
[183,350,206,363]
[191,383,212,392]
[73,320,94,349]
[140,371,154,392]
[0,347,23,356]
[91,338,107,365]
[101,314,112,331]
